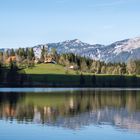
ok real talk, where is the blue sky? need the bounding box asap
[0,0,140,48]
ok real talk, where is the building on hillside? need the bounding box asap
[69,65,74,69]
[44,54,56,64]
[69,65,79,70]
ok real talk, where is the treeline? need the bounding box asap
[0,48,35,69]
[0,47,140,75]
[57,53,140,75]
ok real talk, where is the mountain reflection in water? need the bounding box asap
[0,90,140,133]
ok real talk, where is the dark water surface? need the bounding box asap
[0,88,140,140]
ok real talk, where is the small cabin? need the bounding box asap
[69,65,79,70]
[69,65,74,69]
[44,55,56,64]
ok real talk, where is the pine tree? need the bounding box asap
[101,65,106,74]
[127,60,136,75]
[119,63,126,75]
[41,46,47,62]
[90,60,101,74]
[80,59,88,72]
[10,48,15,56]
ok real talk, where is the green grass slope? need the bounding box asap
[19,63,140,87]
[24,63,76,75]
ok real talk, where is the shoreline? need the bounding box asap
[0,87,140,93]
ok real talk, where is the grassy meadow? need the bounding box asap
[23,63,77,75]
[17,63,140,87]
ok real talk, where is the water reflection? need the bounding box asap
[0,90,140,132]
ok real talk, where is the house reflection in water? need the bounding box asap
[0,90,140,132]
[33,107,41,123]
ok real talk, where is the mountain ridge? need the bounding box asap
[47,37,140,62]
[1,37,140,63]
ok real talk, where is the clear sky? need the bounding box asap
[0,0,140,48]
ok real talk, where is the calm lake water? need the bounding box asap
[0,88,140,140]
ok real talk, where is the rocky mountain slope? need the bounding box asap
[1,37,140,63]
[47,37,140,63]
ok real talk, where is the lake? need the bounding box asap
[0,88,140,140]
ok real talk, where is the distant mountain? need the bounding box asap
[100,37,140,63]
[47,37,140,63]
[48,39,104,60]
[1,37,140,63]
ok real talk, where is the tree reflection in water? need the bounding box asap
[0,90,140,132]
